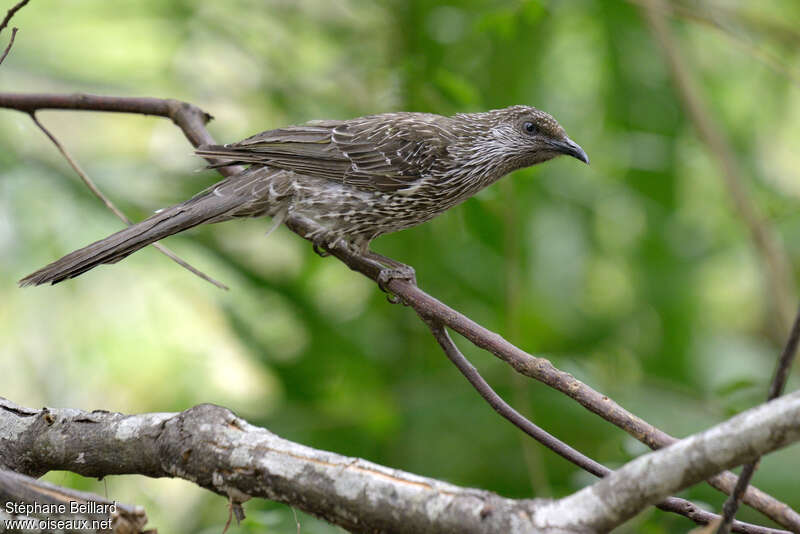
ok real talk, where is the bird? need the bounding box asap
[19,105,588,288]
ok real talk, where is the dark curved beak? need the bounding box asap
[551,137,589,165]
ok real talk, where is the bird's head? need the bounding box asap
[492,105,588,166]
[451,105,588,180]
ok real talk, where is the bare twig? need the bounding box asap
[0,0,29,32]
[0,26,16,65]
[2,91,798,531]
[0,92,245,174]
[766,305,800,400]
[0,0,30,66]
[28,112,229,290]
[292,507,301,534]
[427,321,608,478]
[716,304,800,534]
[641,0,797,339]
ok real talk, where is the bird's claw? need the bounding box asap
[313,243,330,257]
[377,266,416,305]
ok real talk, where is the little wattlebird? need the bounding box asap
[19,105,588,289]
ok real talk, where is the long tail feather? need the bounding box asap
[19,180,246,287]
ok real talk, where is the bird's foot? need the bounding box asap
[313,243,330,257]
[377,264,416,304]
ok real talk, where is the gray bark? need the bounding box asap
[2,395,799,533]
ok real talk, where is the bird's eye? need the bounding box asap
[523,121,538,135]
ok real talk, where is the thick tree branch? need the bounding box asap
[0,398,553,534]
[2,91,797,532]
[533,391,800,533]
[536,392,800,532]
[2,396,798,534]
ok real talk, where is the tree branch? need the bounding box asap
[0,398,552,534]
[0,0,29,32]
[2,395,797,534]
[0,92,242,174]
[534,391,800,533]
[0,0,30,66]
[0,26,16,65]
[426,321,609,478]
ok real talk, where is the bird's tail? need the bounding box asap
[19,178,248,287]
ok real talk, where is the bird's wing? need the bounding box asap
[195,114,454,193]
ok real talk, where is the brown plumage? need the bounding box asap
[19,105,588,287]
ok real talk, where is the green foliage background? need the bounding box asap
[1,1,799,532]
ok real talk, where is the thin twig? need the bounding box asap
[0,0,29,32]
[427,321,608,477]
[2,92,797,532]
[0,0,30,67]
[291,507,300,534]
[766,305,800,401]
[28,112,229,289]
[641,0,796,340]
[222,496,234,534]
[716,304,800,534]
[0,26,17,65]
